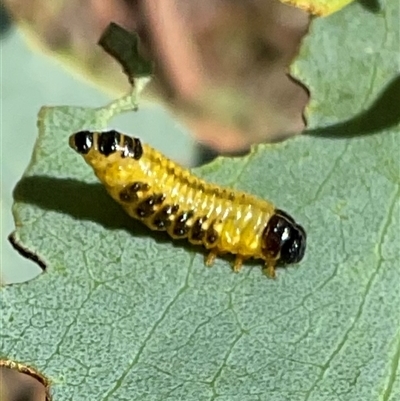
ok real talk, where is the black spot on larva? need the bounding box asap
[228,192,235,201]
[119,187,136,203]
[132,138,143,160]
[168,205,180,216]
[119,182,149,202]
[71,131,93,154]
[136,204,151,218]
[98,130,121,156]
[173,211,194,237]
[154,194,166,204]
[136,194,166,218]
[189,217,207,242]
[121,135,134,158]
[152,204,179,230]
[133,182,149,192]
[206,223,219,245]
[152,218,168,230]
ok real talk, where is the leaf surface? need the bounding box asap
[2,2,400,400]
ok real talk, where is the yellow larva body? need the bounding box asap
[69,130,306,277]
[95,143,273,258]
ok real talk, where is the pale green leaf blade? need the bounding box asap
[2,1,400,401]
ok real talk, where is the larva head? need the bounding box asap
[262,210,306,267]
[69,130,143,160]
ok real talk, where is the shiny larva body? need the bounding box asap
[69,130,306,277]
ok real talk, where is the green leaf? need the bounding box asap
[3,2,400,400]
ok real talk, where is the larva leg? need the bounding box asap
[205,249,218,267]
[264,263,276,279]
[233,256,244,273]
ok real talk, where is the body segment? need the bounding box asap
[69,130,306,277]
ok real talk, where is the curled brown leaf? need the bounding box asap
[4,0,310,152]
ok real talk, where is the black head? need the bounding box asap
[262,209,306,266]
[69,130,143,159]
[97,130,121,156]
[69,130,94,154]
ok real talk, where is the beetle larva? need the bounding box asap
[69,130,306,277]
